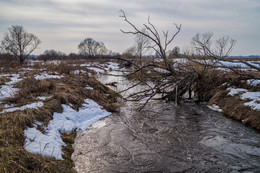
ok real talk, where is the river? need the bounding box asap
[72,70,260,173]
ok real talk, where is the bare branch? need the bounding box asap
[1,25,41,63]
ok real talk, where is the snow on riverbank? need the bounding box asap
[207,104,223,112]
[24,99,111,160]
[247,79,260,86]
[227,87,260,111]
[0,101,44,113]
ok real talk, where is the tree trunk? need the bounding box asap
[19,55,24,63]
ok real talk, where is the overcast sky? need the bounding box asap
[0,0,259,56]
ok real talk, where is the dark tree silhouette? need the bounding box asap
[78,38,107,58]
[1,25,41,63]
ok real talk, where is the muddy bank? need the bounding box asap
[72,100,260,172]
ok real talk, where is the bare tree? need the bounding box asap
[191,32,236,58]
[1,25,41,63]
[118,11,259,111]
[171,46,181,56]
[120,10,181,73]
[188,32,260,101]
[78,38,107,58]
[118,11,259,110]
[123,46,136,57]
[134,28,151,61]
[118,10,189,108]
[191,32,259,72]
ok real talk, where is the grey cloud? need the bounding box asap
[0,0,259,55]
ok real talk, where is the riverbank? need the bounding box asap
[209,89,260,132]
[0,59,120,172]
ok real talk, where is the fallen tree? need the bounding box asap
[118,10,259,110]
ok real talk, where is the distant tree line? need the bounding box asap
[1,24,258,64]
[0,25,119,62]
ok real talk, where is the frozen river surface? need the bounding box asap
[72,70,260,172]
[72,100,260,172]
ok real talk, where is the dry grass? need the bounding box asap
[4,77,55,107]
[209,90,260,132]
[125,57,260,132]
[0,59,120,172]
[0,77,10,87]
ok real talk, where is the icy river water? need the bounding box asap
[72,70,260,173]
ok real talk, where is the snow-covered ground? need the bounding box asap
[227,87,260,111]
[104,62,119,70]
[172,58,260,71]
[0,74,21,102]
[0,61,121,160]
[0,72,63,105]
[87,62,119,74]
[24,99,111,160]
[79,62,119,74]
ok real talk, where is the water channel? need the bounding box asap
[72,70,260,172]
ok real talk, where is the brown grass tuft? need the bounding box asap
[4,77,55,107]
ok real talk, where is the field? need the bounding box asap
[0,57,259,172]
[0,58,120,172]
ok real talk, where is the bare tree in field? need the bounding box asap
[134,28,151,61]
[187,32,260,101]
[78,38,107,58]
[171,46,181,56]
[1,25,41,63]
[191,32,260,72]
[120,10,181,71]
[191,32,236,58]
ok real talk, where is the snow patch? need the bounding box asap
[227,87,260,111]
[0,74,21,102]
[34,73,62,80]
[37,96,52,101]
[86,85,94,90]
[73,70,86,75]
[207,104,222,112]
[24,99,111,160]
[0,102,44,113]
[247,79,260,86]
[227,88,247,96]
[87,67,105,73]
[104,62,119,70]
[153,68,170,73]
